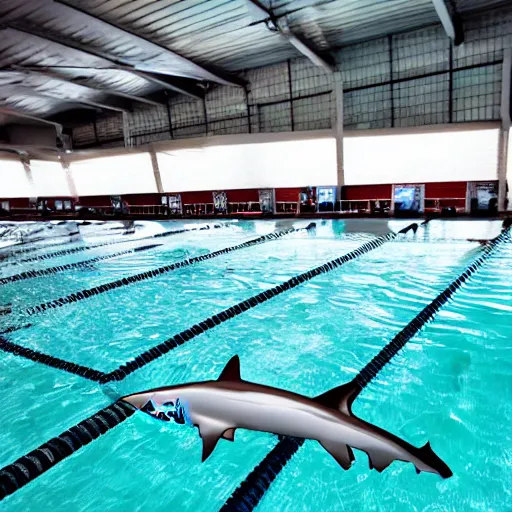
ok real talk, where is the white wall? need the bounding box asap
[31,160,71,197]
[0,159,33,197]
[70,153,156,196]
[157,138,337,192]
[344,129,500,185]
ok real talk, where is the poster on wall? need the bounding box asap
[468,182,498,213]
[213,191,227,214]
[317,187,336,212]
[392,184,425,214]
[168,195,182,215]
[299,187,316,213]
[258,189,274,214]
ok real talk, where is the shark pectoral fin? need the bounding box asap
[313,381,360,416]
[320,441,355,470]
[198,421,231,462]
[222,428,236,442]
[218,355,242,381]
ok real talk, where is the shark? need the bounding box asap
[120,355,452,478]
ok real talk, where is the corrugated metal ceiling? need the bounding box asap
[0,0,509,129]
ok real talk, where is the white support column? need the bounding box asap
[499,48,511,212]
[122,112,132,148]
[149,148,164,194]
[333,71,345,188]
[61,158,78,198]
[19,152,36,197]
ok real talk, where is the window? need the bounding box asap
[0,159,33,197]
[70,153,156,196]
[157,138,337,191]
[344,129,500,185]
[31,160,71,197]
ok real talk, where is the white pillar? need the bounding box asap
[61,159,78,198]
[19,152,36,198]
[122,112,132,148]
[497,128,509,212]
[149,148,164,194]
[333,71,344,187]
[499,48,511,212]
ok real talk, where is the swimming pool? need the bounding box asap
[0,218,510,511]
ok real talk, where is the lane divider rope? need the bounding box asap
[2,223,225,267]
[220,225,511,512]
[21,225,314,317]
[0,234,80,262]
[0,243,162,286]
[0,401,135,501]
[0,335,107,382]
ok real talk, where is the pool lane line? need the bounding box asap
[220,226,511,512]
[0,243,163,286]
[0,401,135,502]
[0,335,107,382]
[0,231,82,261]
[0,237,77,261]
[20,224,314,318]
[2,223,225,267]
[0,324,32,336]
[99,223,419,384]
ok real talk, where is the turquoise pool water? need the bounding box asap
[0,219,510,511]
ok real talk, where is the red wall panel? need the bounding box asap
[3,198,30,208]
[343,185,392,201]
[275,188,301,202]
[122,193,161,205]
[425,182,467,199]
[181,191,214,204]
[226,189,260,202]
[79,195,112,207]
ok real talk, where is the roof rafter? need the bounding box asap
[55,0,245,87]
[0,80,132,114]
[5,23,207,100]
[10,66,167,108]
[0,105,63,131]
[431,0,464,45]
[246,0,335,72]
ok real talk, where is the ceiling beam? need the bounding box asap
[5,24,207,100]
[0,84,129,114]
[10,66,166,108]
[0,106,63,131]
[246,0,334,73]
[431,0,464,45]
[55,0,244,87]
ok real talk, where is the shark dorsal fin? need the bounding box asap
[218,355,242,381]
[313,381,360,416]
